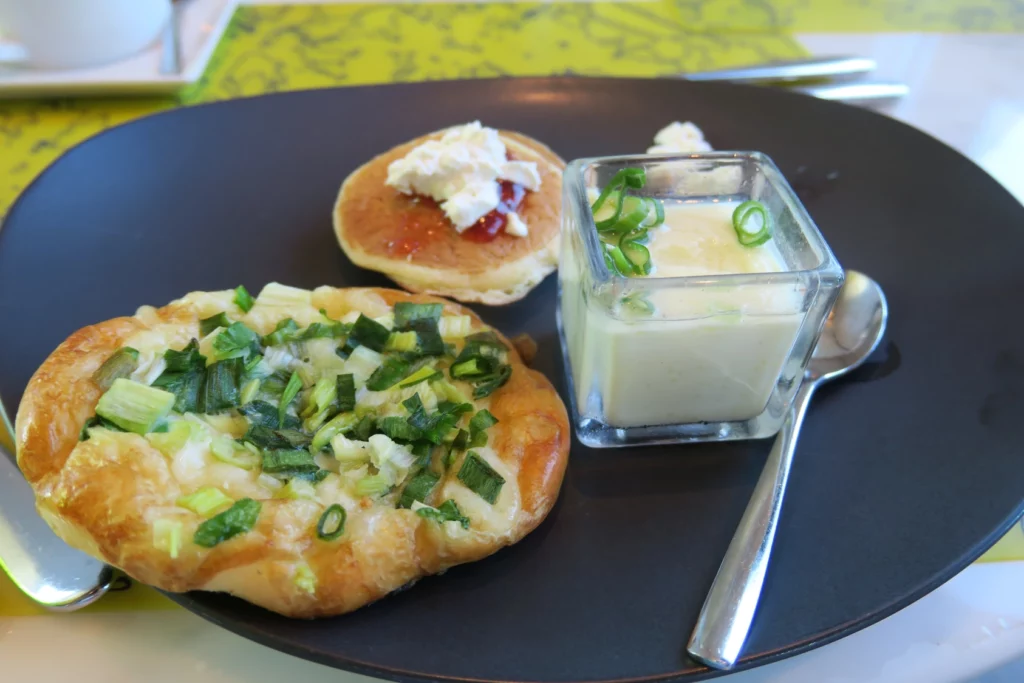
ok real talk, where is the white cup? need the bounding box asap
[0,0,170,70]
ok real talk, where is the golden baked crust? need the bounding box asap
[16,286,570,618]
[333,129,565,305]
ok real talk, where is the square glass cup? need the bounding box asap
[557,152,844,448]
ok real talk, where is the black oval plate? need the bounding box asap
[2,78,1023,682]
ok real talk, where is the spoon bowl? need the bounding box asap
[687,270,888,670]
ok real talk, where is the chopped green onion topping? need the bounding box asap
[92,347,140,390]
[240,378,261,405]
[352,415,375,441]
[212,322,260,361]
[199,313,231,337]
[278,371,302,427]
[416,499,471,530]
[79,415,126,440]
[201,358,242,413]
[349,314,391,352]
[407,319,446,357]
[95,378,175,434]
[732,200,773,247]
[239,400,300,430]
[449,333,512,399]
[211,437,259,470]
[177,487,234,516]
[468,409,498,448]
[398,366,443,388]
[261,449,319,477]
[242,424,311,451]
[365,357,412,391]
[234,285,255,313]
[457,451,505,504]
[274,478,317,500]
[193,498,261,548]
[311,411,359,452]
[336,374,356,413]
[355,474,391,497]
[152,340,207,413]
[394,302,443,329]
[153,519,183,558]
[386,331,418,352]
[377,415,424,442]
[164,339,205,372]
[262,318,301,347]
[451,428,469,452]
[398,470,440,508]
[316,505,347,541]
[451,359,481,378]
[145,421,193,456]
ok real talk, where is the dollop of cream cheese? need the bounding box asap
[647,121,712,154]
[385,121,541,236]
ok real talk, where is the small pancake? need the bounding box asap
[334,129,565,305]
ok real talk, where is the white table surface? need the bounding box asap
[2,23,1023,683]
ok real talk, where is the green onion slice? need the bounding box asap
[349,314,391,352]
[732,200,773,247]
[399,470,440,509]
[457,451,506,504]
[92,347,140,390]
[619,239,652,275]
[234,285,255,313]
[416,499,471,529]
[193,498,261,548]
[591,167,663,276]
[278,371,302,426]
[394,302,443,329]
[336,374,356,413]
[316,504,346,541]
[199,313,231,338]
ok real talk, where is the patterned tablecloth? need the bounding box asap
[1,0,1022,617]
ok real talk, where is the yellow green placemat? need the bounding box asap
[672,0,1024,32]
[0,2,807,217]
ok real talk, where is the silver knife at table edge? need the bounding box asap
[0,442,113,609]
[682,56,909,103]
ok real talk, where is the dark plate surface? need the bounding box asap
[2,78,1023,682]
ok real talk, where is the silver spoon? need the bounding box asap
[687,270,889,670]
[0,442,113,610]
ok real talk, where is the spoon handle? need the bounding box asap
[0,444,113,610]
[687,380,817,670]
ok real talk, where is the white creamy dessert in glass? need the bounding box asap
[557,153,844,447]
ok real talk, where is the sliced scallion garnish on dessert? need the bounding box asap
[591,167,664,277]
[95,378,175,434]
[731,199,773,247]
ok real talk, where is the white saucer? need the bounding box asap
[0,0,238,99]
